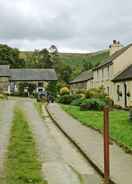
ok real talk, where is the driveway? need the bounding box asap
[0,99,15,180]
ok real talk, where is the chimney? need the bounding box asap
[109,40,123,56]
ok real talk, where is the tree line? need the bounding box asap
[0,43,94,85]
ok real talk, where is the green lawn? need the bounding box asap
[62,105,132,151]
[4,107,46,184]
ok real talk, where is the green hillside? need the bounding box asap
[59,51,109,67]
[20,50,109,68]
[19,50,109,79]
[19,51,33,60]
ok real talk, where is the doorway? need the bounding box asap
[124,83,127,107]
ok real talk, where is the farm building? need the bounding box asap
[0,65,57,94]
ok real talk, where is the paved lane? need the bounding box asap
[0,99,15,179]
[22,99,82,184]
[42,105,101,183]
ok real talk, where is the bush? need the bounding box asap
[60,87,70,96]
[113,104,122,109]
[104,96,114,107]
[76,93,85,98]
[0,93,8,100]
[46,81,57,97]
[75,89,86,95]
[80,98,106,111]
[85,86,107,99]
[71,98,84,106]
[58,95,75,104]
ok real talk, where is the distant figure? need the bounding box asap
[47,94,54,103]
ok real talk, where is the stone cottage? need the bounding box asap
[70,70,93,93]
[0,65,57,94]
[70,40,132,107]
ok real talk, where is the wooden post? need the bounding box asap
[103,107,110,184]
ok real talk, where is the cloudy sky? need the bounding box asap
[0,0,132,52]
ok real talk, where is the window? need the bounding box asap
[117,85,122,101]
[102,69,104,81]
[38,82,43,87]
[97,70,99,81]
[107,66,110,79]
[107,86,110,96]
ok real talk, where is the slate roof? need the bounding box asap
[0,65,57,81]
[0,65,10,77]
[70,70,93,84]
[113,65,132,82]
[10,69,57,81]
[93,44,132,70]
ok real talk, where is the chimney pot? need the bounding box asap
[113,40,116,44]
[109,40,123,56]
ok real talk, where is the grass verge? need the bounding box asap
[62,105,132,152]
[4,107,46,184]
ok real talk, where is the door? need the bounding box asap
[124,83,127,107]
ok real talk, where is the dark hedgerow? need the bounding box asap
[80,98,106,111]
[57,94,77,104]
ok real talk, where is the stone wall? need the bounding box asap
[0,77,9,93]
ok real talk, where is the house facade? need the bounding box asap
[112,65,132,107]
[70,40,132,107]
[70,70,93,93]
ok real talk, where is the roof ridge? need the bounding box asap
[93,43,132,70]
[70,69,93,84]
[113,64,132,82]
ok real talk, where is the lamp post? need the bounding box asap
[103,107,110,184]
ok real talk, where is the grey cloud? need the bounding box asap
[0,0,77,41]
[0,0,132,52]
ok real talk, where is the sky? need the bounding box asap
[0,0,132,52]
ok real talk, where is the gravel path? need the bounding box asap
[22,99,82,184]
[47,103,132,184]
[0,99,15,179]
[42,105,101,183]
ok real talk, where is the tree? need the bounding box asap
[38,48,53,68]
[49,45,58,54]
[82,60,93,72]
[60,64,72,83]
[26,49,40,68]
[0,44,25,68]
[46,81,57,97]
[49,45,64,77]
[71,65,81,80]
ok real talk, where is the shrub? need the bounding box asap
[104,96,114,107]
[80,98,106,111]
[85,86,107,99]
[0,93,7,99]
[58,95,75,104]
[60,87,70,96]
[113,104,122,109]
[46,81,57,97]
[75,89,86,95]
[71,98,84,106]
[76,93,85,98]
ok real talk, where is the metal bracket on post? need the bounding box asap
[103,107,110,184]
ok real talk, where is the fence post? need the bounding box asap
[103,107,110,184]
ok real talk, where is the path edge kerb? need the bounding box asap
[46,104,116,184]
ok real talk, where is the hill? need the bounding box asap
[20,50,109,68]
[19,50,109,79]
[59,50,109,68]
